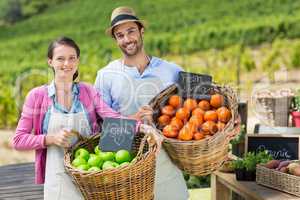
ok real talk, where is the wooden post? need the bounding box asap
[211,173,231,200]
[232,101,248,157]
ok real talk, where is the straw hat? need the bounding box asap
[106,6,146,37]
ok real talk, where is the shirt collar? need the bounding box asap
[149,56,161,68]
[120,56,160,69]
[48,80,79,97]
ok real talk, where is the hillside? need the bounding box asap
[1,0,300,128]
[1,0,300,76]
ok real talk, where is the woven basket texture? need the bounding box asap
[256,164,300,197]
[256,96,293,126]
[149,83,239,176]
[64,130,158,200]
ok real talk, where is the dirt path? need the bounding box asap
[0,130,34,166]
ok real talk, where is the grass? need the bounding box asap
[189,188,211,200]
[2,0,300,76]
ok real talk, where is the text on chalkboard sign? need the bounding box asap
[178,72,213,99]
[99,117,137,152]
[246,134,300,160]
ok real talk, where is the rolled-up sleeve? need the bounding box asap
[13,89,46,150]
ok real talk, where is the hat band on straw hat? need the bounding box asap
[111,14,139,27]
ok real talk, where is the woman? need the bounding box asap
[12,37,143,200]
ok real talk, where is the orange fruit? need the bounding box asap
[189,115,203,127]
[204,110,218,122]
[201,121,218,134]
[178,126,193,141]
[161,105,175,116]
[201,130,211,136]
[217,107,232,123]
[163,125,178,138]
[158,115,171,127]
[185,122,198,133]
[193,132,205,140]
[168,95,182,109]
[198,100,211,111]
[217,121,226,131]
[210,94,224,108]
[170,117,184,130]
[192,108,205,118]
[175,107,190,121]
[184,98,198,111]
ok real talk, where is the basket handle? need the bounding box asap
[69,130,85,141]
[65,130,94,152]
[277,88,294,97]
[225,115,241,141]
[148,84,177,109]
[137,124,162,157]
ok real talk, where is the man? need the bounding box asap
[94,6,189,200]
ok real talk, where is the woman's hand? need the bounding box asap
[134,105,154,124]
[45,129,76,148]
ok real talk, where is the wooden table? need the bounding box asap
[0,162,43,200]
[211,171,300,200]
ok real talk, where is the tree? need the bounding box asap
[2,0,23,24]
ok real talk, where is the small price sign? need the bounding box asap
[99,117,137,152]
[178,71,213,99]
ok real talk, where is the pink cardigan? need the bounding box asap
[13,82,125,184]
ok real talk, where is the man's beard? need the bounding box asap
[120,37,143,57]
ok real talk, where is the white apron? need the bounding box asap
[44,104,91,200]
[118,60,189,200]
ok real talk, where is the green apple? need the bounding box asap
[87,154,103,167]
[89,154,97,158]
[72,157,87,167]
[99,152,115,162]
[119,162,130,167]
[75,148,90,161]
[115,150,131,164]
[102,161,116,170]
[94,146,101,155]
[112,162,120,168]
[88,166,101,172]
[76,164,90,171]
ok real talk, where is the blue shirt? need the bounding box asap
[42,81,90,134]
[94,56,183,113]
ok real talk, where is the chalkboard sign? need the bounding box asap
[178,72,212,99]
[99,117,137,152]
[246,134,300,160]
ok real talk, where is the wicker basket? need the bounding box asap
[255,89,293,126]
[64,127,159,200]
[149,84,239,176]
[256,164,300,197]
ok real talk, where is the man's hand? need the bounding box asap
[139,124,163,156]
[135,105,154,125]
